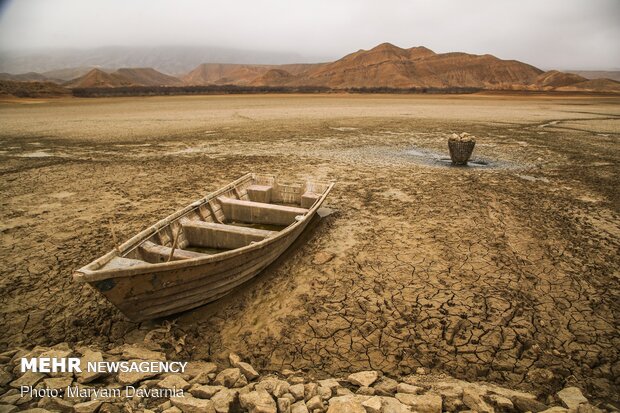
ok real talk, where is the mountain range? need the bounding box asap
[1,43,619,94]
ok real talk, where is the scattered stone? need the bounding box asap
[41,376,72,390]
[289,384,305,400]
[171,394,216,413]
[362,396,382,413]
[99,403,121,413]
[336,388,354,396]
[38,396,74,412]
[511,395,549,413]
[396,383,423,395]
[306,395,323,411]
[287,376,305,385]
[0,370,13,386]
[317,379,340,392]
[487,394,514,410]
[238,362,260,381]
[239,389,277,413]
[185,361,218,379]
[229,353,242,367]
[318,385,332,401]
[256,378,290,398]
[373,376,398,396]
[380,396,412,413]
[395,393,442,413]
[189,384,224,399]
[214,368,243,388]
[348,371,379,387]
[327,395,366,413]
[77,350,105,383]
[72,400,103,413]
[116,360,159,385]
[356,386,375,396]
[539,408,568,413]
[162,407,183,413]
[304,383,319,401]
[557,387,588,409]
[312,251,335,265]
[121,345,165,361]
[415,367,427,375]
[10,372,45,388]
[211,388,239,413]
[462,388,493,413]
[0,405,18,413]
[290,401,309,413]
[158,375,190,391]
[277,397,291,413]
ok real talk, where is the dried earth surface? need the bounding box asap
[0,94,618,406]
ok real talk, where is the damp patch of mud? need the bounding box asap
[400,146,519,169]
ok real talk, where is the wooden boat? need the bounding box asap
[74,173,334,321]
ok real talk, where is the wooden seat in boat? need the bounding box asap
[217,197,307,226]
[181,220,277,250]
[138,240,205,263]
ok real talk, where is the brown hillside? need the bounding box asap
[114,68,182,86]
[0,80,70,97]
[181,63,318,85]
[66,68,182,88]
[289,43,544,89]
[249,69,292,86]
[535,70,587,89]
[0,72,58,83]
[555,78,620,93]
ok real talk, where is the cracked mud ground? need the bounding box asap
[0,95,618,403]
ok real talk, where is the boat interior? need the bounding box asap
[97,174,331,270]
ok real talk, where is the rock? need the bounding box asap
[380,396,412,413]
[121,345,165,361]
[159,375,191,391]
[487,394,514,410]
[256,378,290,398]
[99,403,121,413]
[190,384,224,399]
[77,350,105,384]
[287,376,305,385]
[557,387,588,409]
[214,368,243,388]
[575,404,604,413]
[373,376,398,396]
[291,401,309,413]
[361,396,382,413]
[318,385,332,401]
[10,372,46,388]
[462,388,493,413]
[396,383,422,395]
[229,354,242,367]
[163,407,183,413]
[171,394,216,413]
[395,393,442,413]
[511,395,548,413]
[116,360,158,385]
[312,251,335,265]
[356,386,375,395]
[336,387,354,396]
[239,389,277,413]
[289,384,305,400]
[304,383,319,401]
[317,379,340,391]
[0,370,13,386]
[526,368,555,386]
[416,367,427,375]
[277,397,291,413]
[326,395,366,413]
[211,388,239,413]
[185,361,218,379]
[306,395,323,411]
[0,406,18,413]
[238,362,260,381]
[43,376,73,390]
[72,400,103,413]
[347,371,379,387]
[539,408,568,413]
[38,397,74,412]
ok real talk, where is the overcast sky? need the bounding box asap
[0,0,618,69]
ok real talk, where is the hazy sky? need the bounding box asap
[0,0,618,69]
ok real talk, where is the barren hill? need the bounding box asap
[556,78,620,92]
[534,70,587,89]
[182,63,316,86]
[66,68,182,88]
[0,80,70,97]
